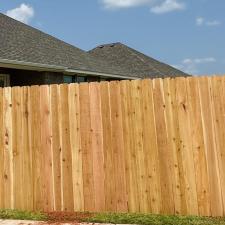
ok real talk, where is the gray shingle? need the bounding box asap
[0,13,188,79]
[0,13,127,76]
[89,42,189,78]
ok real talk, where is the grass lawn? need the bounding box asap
[1,209,225,225]
[87,213,225,225]
[0,209,47,221]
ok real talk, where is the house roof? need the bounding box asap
[0,13,188,79]
[89,42,189,78]
[0,13,129,77]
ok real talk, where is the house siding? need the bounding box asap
[0,68,64,86]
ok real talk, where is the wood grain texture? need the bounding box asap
[186,78,210,216]
[175,78,199,215]
[153,79,174,214]
[30,86,42,210]
[22,86,33,211]
[40,85,54,211]
[198,77,223,216]
[140,79,161,214]
[100,82,116,212]
[0,76,225,216]
[0,88,4,209]
[120,80,138,213]
[3,87,13,209]
[163,78,183,215]
[89,82,105,211]
[12,87,23,210]
[79,83,95,212]
[109,81,127,212]
[59,84,74,211]
[130,80,148,213]
[68,84,84,212]
[210,76,225,215]
[50,85,62,211]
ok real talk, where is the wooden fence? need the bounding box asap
[0,76,225,216]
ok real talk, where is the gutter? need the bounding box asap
[65,69,139,80]
[0,58,66,72]
[0,58,139,80]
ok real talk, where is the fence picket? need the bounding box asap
[0,77,224,216]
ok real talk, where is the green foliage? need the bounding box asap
[0,209,47,221]
[86,212,225,225]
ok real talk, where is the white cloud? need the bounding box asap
[206,20,221,26]
[6,3,34,24]
[196,17,221,27]
[101,0,185,13]
[151,0,185,14]
[183,57,216,64]
[174,57,216,74]
[102,0,153,9]
[196,17,204,26]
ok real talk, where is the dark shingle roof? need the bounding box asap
[89,42,189,78]
[0,13,127,76]
[0,13,188,78]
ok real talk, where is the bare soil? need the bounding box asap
[41,211,94,224]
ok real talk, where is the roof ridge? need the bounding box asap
[94,42,122,49]
[123,44,165,76]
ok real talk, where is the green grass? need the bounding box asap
[0,209,47,221]
[86,212,225,225]
[1,210,225,225]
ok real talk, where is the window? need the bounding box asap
[0,74,10,87]
[63,75,74,84]
[77,76,86,83]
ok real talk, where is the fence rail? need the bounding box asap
[0,76,225,216]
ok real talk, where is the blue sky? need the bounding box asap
[0,0,224,75]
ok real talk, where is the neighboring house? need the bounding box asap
[0,13,188,87]
[89,43,188,78]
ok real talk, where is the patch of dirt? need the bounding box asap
[41,211,95,224]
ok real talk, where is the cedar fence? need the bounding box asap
[0,76,225,216]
